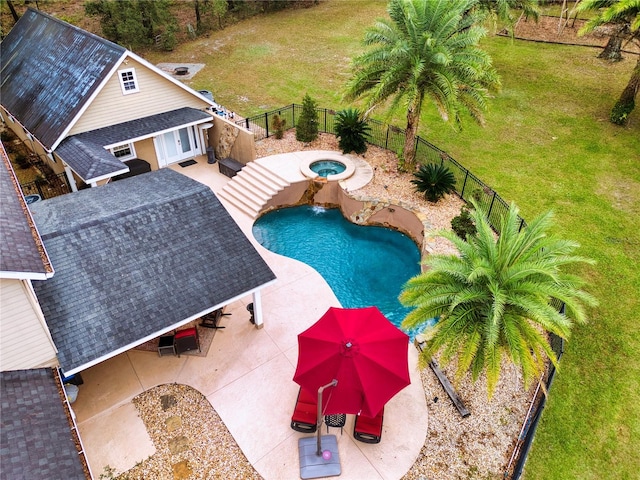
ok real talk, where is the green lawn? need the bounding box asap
[145,2,639,478]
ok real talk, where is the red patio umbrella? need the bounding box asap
[293,306,411,419]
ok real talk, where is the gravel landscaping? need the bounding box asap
[114,132,536,479]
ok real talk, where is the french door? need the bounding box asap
[159,127,197,166]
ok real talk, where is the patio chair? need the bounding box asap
[174,327,200,356]
[353,407,384,444]
[325,413,346,435]
[291,388,317,433]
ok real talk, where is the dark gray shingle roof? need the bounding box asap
[0,9,125,150]
[55,108,212,182]
[0,369,87,480]
[30,169,275,374]
[0,144,52,278]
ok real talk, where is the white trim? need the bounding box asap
[126,51,218,108]
[50,52,129,151]
[118,67,140,95]
[102,117,213,149]
[110,142,137,161]
[0,270,50,281]
[84,166,130,185]
[60,280,277,376]
[23,280,58,353]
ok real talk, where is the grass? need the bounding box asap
[141,2,640,478]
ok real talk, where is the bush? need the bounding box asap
[271,114,287,139]
[14,153,30,169]
[296,94,319,142]
[411,163,456,203]
[334,108,371,154]
[451,206,477,239]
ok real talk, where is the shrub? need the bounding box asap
[14,153,30,169]
[451,206,477,239]
[334,108,370,154]
[296,94,319,142]
[271,114,287,139]
[411,163,456,203]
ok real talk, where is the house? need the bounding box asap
[0,8,256,192]
[1,143,88,477]
[0,138,276,477]
[28,166,276,375]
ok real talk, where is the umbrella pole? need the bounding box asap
[316,379,338,456]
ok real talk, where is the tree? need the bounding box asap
[400,200,597,397]
[410,163,457,203]
[344,0,500,171]
[296,94,319,143]
[578,0,640,124]
[334,108,371,154]
[476,0,540,33]
[85,0,175,50]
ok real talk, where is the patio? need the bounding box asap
[73,155,429,479]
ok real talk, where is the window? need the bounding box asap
[118,68,139,94]
[111,143,136,160]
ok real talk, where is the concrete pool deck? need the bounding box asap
[74,153,428,479]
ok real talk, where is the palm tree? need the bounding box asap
[343,0,500,171]
[577,0,640,124]
[400,200,598,397]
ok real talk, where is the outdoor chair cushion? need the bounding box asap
[353,407,384,444]
[291,388,317,433]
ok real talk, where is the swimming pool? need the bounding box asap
[252,205,427,337]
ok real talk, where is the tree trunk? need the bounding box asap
[402,97,422,171]
[598,33,623,62]
[6,0,19,23]
[195,0,202,32]
[610,57,640,125]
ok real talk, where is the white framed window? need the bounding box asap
[110,143,136,161]
[118,68,139,94]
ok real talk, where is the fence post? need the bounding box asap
[265,112,269,138]
[324,108,327,133]
[488,191,497,221]
[385,126,390,150]
[461,170,469,200]
[519,218,525,232]
[245,118,250,130]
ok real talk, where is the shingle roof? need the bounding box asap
[29,169,276,374]
[0,369,87,479]
[0,143,52,279]
[56,108,212,182]
[0,8,125,150]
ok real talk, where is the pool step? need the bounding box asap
[218,161,291,218]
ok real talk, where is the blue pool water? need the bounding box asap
[310,160,346,177]
[252,205,425,337]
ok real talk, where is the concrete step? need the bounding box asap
[251,161,290,185]
[224,181,268,207]
[245,162,289,190]
[218,188,260,218]
[217,160,294,219]
[232,174,277,199]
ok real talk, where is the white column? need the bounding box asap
[252,290,264,328]
[63,164,78,192]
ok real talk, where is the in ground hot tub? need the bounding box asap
[310,160,347,177]
[300,154,355,181]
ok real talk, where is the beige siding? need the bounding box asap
[0,279,58,371]
[1,110,65,174]
[69,56,210,136]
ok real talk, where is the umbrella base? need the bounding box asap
[298,435,341,479]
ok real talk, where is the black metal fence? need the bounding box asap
[240,104,565,476]
[20,172,71,200]
[238,104,527,233]
[505,330,564,479]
